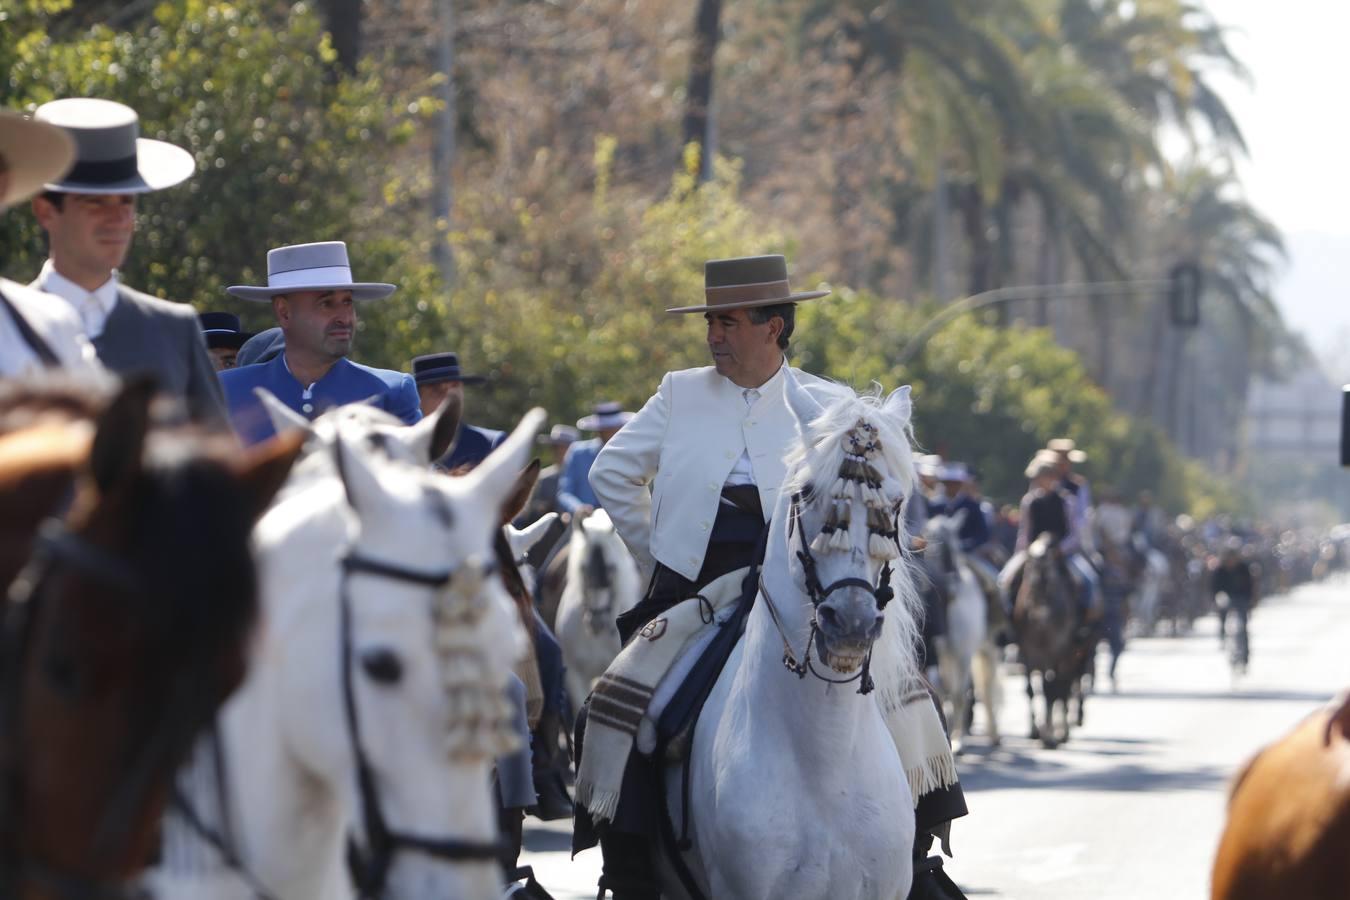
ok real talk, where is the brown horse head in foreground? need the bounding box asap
[1212,694,1350,900]
[0,377,301,898]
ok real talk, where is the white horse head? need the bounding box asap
[196,407,545,899]
[777,385,923,688]
[566,509,638,635]
[255,386,462,488]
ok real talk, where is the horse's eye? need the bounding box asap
[361,648,403,685]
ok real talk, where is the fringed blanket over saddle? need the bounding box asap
[575,567,958,825]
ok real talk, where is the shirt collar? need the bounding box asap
[724,358,787,401]
[38,260,119,316]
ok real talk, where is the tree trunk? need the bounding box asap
[960,185,993,298]
[324,0,362,75]
[1035,203,1060,328]
[681,0,723,183]
[431,0,455,284]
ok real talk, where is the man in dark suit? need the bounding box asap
[411,351,505,470]
[28,98,225,425]
[219,241,421,446]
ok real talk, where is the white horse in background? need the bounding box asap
[1130,533,1170,636]
[556,508,641,713]
[923,512,1001,752]
[662,381,925,900]
[150,407,545,900]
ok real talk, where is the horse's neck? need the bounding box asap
[221,643,351,898]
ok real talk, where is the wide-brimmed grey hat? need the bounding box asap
[226,241,396,302]
[0,109,76,210]
[537,424,580,447]
[577,401,634,432]
[666,254,830,314]
[36,98,195,195]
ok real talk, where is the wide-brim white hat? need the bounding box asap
[36,98,194,195]
[577,402,634,432]
[0,110,76,210]
[227,241,396,302]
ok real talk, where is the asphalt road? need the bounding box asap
[518,575,1349,899]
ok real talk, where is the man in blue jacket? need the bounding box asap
[557,401,633,516]
[411,350,505,471]
[218,241,420,445]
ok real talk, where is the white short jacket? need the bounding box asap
[0,278,102,378]
[589,362,837,582]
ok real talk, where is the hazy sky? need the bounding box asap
[1201,0,1350,376]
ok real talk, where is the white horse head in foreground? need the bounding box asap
[669,379,924,900]
[153,405,545,900]
[556,508,642,713]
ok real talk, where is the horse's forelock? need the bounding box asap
[784,389,917,505]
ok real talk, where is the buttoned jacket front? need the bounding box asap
[589,362,836,582]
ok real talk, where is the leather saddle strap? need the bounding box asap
[0,289,61,368]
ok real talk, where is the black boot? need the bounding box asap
[907,832,967,900]
[498,805,525,879]
[528,710,575,821]
[595,827,660,900]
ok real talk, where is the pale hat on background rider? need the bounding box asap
[916,454,943,480]
[1047,437,1087,464]
[937,461,971,484]
[0,109,76,210]
[1025,452,1060,480]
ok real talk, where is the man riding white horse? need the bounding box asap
[581,254,968,900]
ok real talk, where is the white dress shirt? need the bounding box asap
[34,260,120,339]
[723,385,764,490]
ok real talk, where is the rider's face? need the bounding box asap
[274,290,356,361]
[705,308,782,386]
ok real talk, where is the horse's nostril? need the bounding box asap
[817,606,840,633]
[870,614,886,639]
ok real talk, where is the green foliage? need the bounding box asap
[2,0,1257,519]
[1,0,429,332]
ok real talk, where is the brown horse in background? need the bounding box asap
[1012,533,1079,749]
[0,378,301,898]
[1212,694,1350,900]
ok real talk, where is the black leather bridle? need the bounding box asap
[760,491,899,695]
[331,442,508,899]
[0,521,154,900]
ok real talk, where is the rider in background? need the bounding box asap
[1047,439,1103,620]
[1212,539,1259,669]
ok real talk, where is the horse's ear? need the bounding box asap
[499,458,542,526]
[883,385,913,427]
[233,431,305,524]
[507,512,559,559]
[89,376,156,495]
[465,408,546,508]
[332,431,392,519]
[405,389,462,465]
[783,371,825,435]
[254,387,312,437]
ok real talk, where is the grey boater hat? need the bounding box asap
[667,254,830,315]
[36,98,195,195]
[0,110,75,210]
[227,242,396,302]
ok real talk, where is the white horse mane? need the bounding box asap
[783,386,926,710]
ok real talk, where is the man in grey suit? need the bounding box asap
[28,98,226,426]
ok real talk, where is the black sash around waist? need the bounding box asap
[617,485,766,645]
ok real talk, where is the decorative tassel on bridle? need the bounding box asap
[431,564,520,761]
[809,419,902,560]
